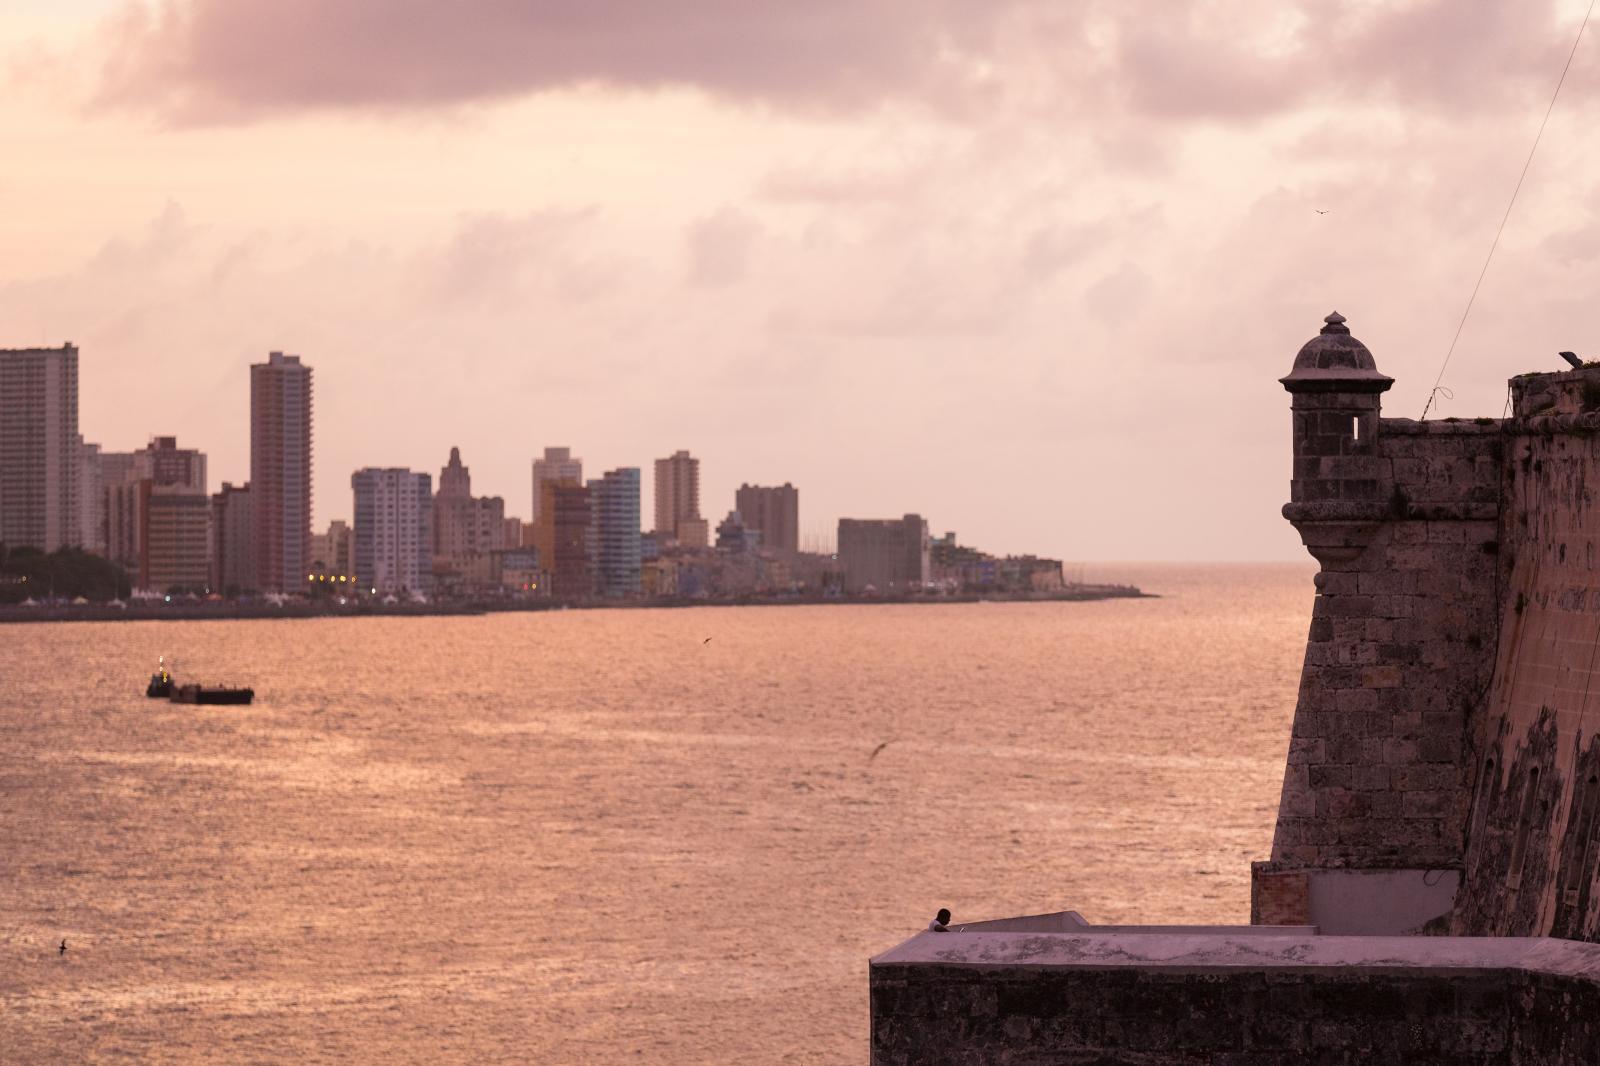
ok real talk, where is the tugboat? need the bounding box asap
[169,683,254,706]
[145,657,174,698]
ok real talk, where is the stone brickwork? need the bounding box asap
[1262,317,1600,941]
[1453,373,1600,939]
[1259,314,1503,932]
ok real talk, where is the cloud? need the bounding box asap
[86,0,1025,123]
[425,208,620,306]
[72,0,1596,126]
[685,207,759,287]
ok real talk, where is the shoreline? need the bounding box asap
[0,585,1152,625]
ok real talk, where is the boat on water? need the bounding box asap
[169,683,254,706]
[143,657,253,704]
[146,657,174,698]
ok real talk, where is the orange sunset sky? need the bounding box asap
[4,0,1599,560]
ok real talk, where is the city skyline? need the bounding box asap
[18,4,1600,561]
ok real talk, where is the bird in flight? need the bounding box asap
[1315,209,1329,215]
[868,740,894,761]
[59,939,66,956]
[702,637,712,644]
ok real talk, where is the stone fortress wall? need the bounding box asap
[868,314,1600,1064]
[1255,313,1600,941]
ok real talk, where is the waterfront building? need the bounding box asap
[531,446,582,526]
[433,447,506,578]
[715,510,761,554]
[77,437,104,555]
[498,547,541,592]
[141,484,210,591]
[653,450,705,546]
[251,351,313,593]
[352,468,432,595]
[210,482,256,594]
[101,451,139,570]
[503,516,523,550]
[735,483,799,556]
[535,479,591,598]
[588,467,641,598]
[309,519,353,579]
[837,514,930,594]
[100,436,210,592]
[0,344,79,551]
[136,437,208,591]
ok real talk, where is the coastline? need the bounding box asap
[0,585,1152,625]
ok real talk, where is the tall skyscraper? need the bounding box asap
[531,447,582,525]
[433,446,506,571]
[837,514,930,594]
[251,351,312,593]
[735,483,799,556]
[653,450,705,546]
[535,479,590,598]
[77,437,104,554]
[211,482,256,594]
[352,467,432,595]
[589,467,641,598]
[0,344,79,551]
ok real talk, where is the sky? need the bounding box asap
[4,0,1600,562]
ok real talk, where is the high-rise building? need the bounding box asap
[98,436,210,592]
[101,451,139,569]
[251,351,312,593]
[535,479,590,598]
[837,514,930,594]
[433,446,506,572]
[77,437,104,554]
[133,437,208,592]
[352,467,432,595]
[211,482,256,594]
[654,450,705,546]
[590,467,641,598]
[0,344,79,551]
[531,447,581,525]
[141,483,211,591]
[735,483,799,556]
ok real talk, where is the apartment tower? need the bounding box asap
[734,483,799,556]
[0,344,79,551]
[531,447,582,526]
[251,351,313,592]
[352,468,432,595]
[653,450,705,547]
[590,467,641,597]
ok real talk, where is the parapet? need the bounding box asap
[870,918,1600,1064]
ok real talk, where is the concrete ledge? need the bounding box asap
[870,927,1600,1064]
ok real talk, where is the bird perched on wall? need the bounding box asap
[1560,351,1583,368]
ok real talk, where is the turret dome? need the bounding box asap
[1281,312,1393,393]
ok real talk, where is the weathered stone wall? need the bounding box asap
[1264,348,1600,941]
[1260,417,1501,928]
[1454,372,1600,939]
[869,932,1600,1065]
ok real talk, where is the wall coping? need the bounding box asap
[871,929,1600,982]
[1379,418,1502,436]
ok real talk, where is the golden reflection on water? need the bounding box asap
[1,562,1313,1064]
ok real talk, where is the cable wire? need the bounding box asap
[1421,0,1597,420]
